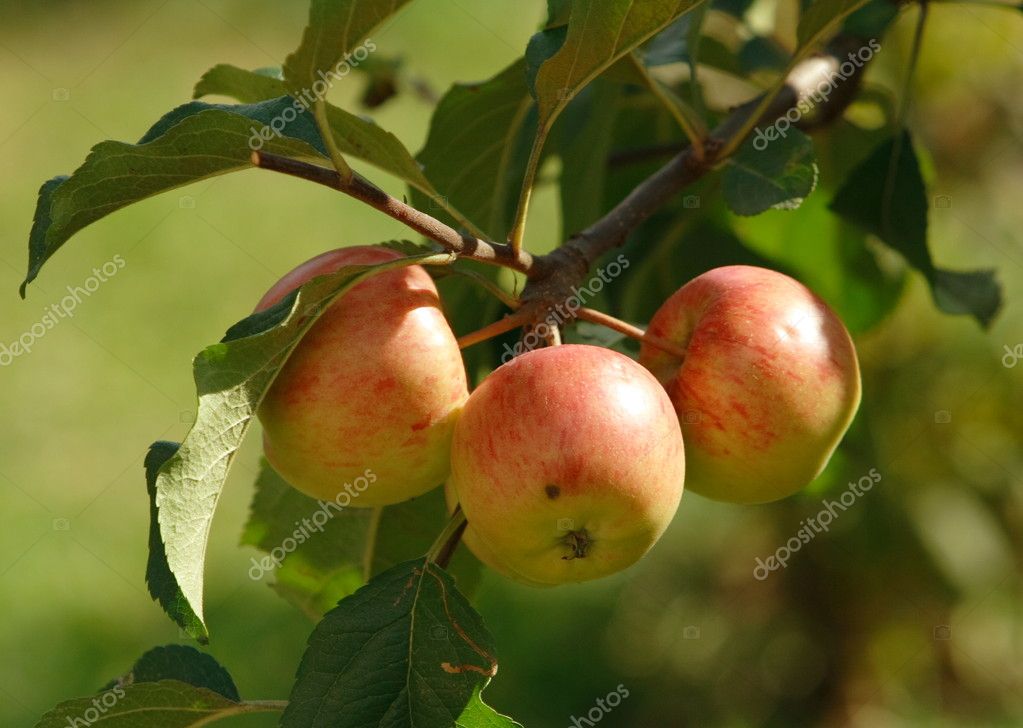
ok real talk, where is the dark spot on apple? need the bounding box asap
[544,484,560,500]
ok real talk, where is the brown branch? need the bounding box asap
[250,151,535,275]
[575,307,687,360]
[524,35,877,305]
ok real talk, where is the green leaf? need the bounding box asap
[145,442,208,642]
[34,682,279,727]
[413,60,537,241]
[282,0,411,96]
[193,64,285,102]
[193,65,468,225]
[456,688,523,728]
[37,647,274,727]
[830,131,1002,327]
[282,559,509,728]
[723,128,818,215]
[21,98,325,295]
[529,0,706,131]
[797,0,873,48]
[114,645,240,701]
[243,459,481,619]
[153,251,453,633]
[558,81,622,236]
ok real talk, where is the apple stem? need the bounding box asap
[457,310,534,350]
[427,506,469,569]
[575,307,686,361]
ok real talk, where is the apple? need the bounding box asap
[256,246,469,507]
[639,265,861,504]
[447,344,685,586]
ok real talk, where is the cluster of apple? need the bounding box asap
[256,246,861,586]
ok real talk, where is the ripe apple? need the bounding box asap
[256,246,469,506]
[447,344,685,586]
[639,265,861,504]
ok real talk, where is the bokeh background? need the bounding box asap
[1,1,1021,726]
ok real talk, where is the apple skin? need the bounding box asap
[639,265,861,504]
[447,344,685,586]
[256,246,469,507]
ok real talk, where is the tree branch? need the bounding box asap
[250,151,535,276]
[530,36,876,302]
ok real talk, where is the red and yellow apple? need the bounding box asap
[447,344,685,586]
[256,246,468,506]
[639,265,861,504]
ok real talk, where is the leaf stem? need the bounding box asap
[628,53,706,161]
[576,307,686,360]
[507,134,546,255]
[312,99,354,182]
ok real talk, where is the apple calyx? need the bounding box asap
[560,529,592,560]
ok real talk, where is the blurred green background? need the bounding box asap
[1,1,1021,726]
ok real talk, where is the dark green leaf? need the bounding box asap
[723,128,818,215]
[413,60,537,241]
[797,0,873,48]
[738,36,789,73]
[282,0,411,96]
[194,66,462,218]
[558,82,622,235]
[282,559,507,728]
[830,131,1001,327]
[153,252,452,633]
[22,98,324,295]
[33,681,279,727]
[120,645,240,701]
[145,442,207,642]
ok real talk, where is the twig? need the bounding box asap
[457,311,532,349]
[428,507,468,569]
[250,151,535,275]
[575,307,687,360]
